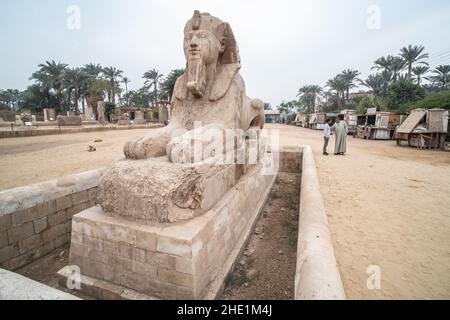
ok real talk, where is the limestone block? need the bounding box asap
[72,191,89,205]
[0,246,19,264]
[41,224,66,243]
[37,200,57,218]
[47,211,65,227]
[99,158,238,223]
[0,215,12,232]
[0,231,7,248]
[56,195,73,212]
[7,222,34,244]
[57,115,82,126]
[12,207,36,227]
[33,217,48,233]
[157,267,194,288]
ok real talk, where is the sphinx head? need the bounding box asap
[183,11,240,98]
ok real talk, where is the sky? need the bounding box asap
[1,0,450,106]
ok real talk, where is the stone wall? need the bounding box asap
[0,169,104,270]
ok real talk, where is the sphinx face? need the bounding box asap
[184,30,221,66]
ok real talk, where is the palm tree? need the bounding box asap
[64,68,88,114]
[121,77,130,106]
[326,76,346,112]
[0,89,21,110]
[372,55,405,81]
[161,69,185,101]
[361,73,391,110]
[430,65,450,89]
[341,69,361,100]
[143,69,163,105]
[389,56,406,81]
[412,66,430,85]
[296,85,323,112]
[30,60,68,113]
[400,45,429,80]
[372,56,392,73]
[102,66,123,104]
[83,63,103,78]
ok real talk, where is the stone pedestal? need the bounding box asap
[84,105,94,121]
[97,101,106,125]
[158,105,169,124]
[43,108,56,122]
[59,164,275,299]
[134,111,146,125]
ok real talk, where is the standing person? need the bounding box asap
[332,117,348,155]
[323,119,331,155]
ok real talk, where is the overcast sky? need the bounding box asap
[1,0,450,106]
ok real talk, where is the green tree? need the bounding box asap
[412,66,429,85]
[326,75,347,112]
[121,77,130,106]
[143,69,163,105]
[63,68,88,114]
[430,65,450,90]
[400,45,429,80]
[341,69,361,99]
[102,66,123,104]
[398,90,450,112]
[160,69,184,101]
[386,80,425,110]
[30,60,68,113]
[296,85,323,112]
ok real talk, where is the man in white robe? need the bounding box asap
[332,117,348,155]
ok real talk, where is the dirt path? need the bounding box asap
[0,128,154,191]
[272,124,450,300]
[221,173,300,300]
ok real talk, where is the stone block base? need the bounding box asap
[133,119,147,125]
[59,164,275,299]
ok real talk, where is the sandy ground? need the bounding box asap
[272,124,450,300]
[0,128,154,191]
[2,124,450,299]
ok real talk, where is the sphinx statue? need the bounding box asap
[123,10,265,161]
[98,11,266,223]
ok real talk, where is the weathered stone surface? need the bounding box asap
[7,222,35,244]
[57,115,82,126]
[0,246,19,264]
[61,161,275,299]
[97,101,106,125]
[33,217,48,233]
[99,158,238,223]
[72,191,89,205]
[0,268,79,300]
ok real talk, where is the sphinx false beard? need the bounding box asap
[186,56,207,98]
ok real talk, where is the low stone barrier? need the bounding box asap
[0,123,165,139]
[57,115,82,126]
[0,169,104,270]
[0,267,79,300]
[294,145,346,300]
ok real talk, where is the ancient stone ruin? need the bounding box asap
[59,11,273,299]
